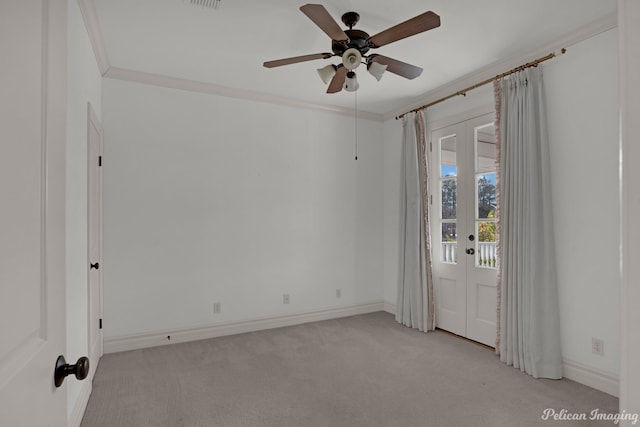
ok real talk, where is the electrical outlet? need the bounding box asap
[592,338,604,356]
[283,294,290,304]
[336,289,341,298]
[213,302,221,314]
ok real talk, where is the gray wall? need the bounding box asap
[102,79,384,337]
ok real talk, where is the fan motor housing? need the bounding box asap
[332,29,370,56]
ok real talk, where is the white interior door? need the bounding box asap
[88,104,104,375]
[0,0,69,425]
[431,113,498,347]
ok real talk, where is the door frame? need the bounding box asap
[87,102,104,375]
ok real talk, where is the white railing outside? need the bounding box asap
[441,242,497,268]
[477,242,497,267]
[442,242,458,263]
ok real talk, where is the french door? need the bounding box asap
[431,113,497,347]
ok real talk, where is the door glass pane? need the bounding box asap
[476,221,497,267]
[441,179,457,219]
[477,173,496,219]
[475,124,496,173]
[475,123,497,269]
[440,134,457,264]
[440,135,457,177]
[441,223,457,264]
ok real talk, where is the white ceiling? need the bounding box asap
[91,0,617,116]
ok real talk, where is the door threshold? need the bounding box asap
[435,328,495,351]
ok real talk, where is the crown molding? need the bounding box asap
[77,0,110,75]
[383,12,618,121]
[74,0,377,121]
[103,67,383,121]
[77,1,614,124]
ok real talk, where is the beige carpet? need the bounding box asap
[81,312,618,426]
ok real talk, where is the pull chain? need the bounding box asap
[354,90,358,160]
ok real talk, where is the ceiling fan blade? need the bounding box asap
[327,65,347,93]
[370,55,423,79]
[368,11,440,48]
[263,53,333,68]
[300,4,349,42]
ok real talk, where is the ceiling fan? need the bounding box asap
[263,4,441,93]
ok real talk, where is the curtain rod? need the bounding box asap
[395,49,566,120]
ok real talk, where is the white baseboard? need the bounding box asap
[69,379,92,427]
[383,300,396,315]
[104,302,619,397]
[104,301,384,354]
[382,299,619,397]
[563,358,619,397]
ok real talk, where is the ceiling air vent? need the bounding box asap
[186,0,221,9]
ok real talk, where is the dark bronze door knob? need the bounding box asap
[54,355,90,387]
[90,262,99,270]
[466,248,475,255]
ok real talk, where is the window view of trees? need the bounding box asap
[441,178,456,219]
[477,175,496,219]
[441,178,457,242]
[478,216,496,242]
[441,175,496,242]
[477,175,497,267]
[477,175,496,243]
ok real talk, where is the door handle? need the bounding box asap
[90,262,99,270]
[54,355,90,387]
[468,234,475,241]
[466,248,475,255]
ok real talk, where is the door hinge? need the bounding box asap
[99,318,103,329]
[98,155,102,167]
[429,141,432,152]
[430,195,433,205]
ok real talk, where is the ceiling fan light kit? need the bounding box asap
[368,61,388,82]
[342,48,362,70]
[263,4,440,94]
[343,71,359,92]
[317,64,337,84]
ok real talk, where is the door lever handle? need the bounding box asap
[90,262,99,270]
[466,248,475,255]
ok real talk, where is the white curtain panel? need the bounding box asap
[396,111,434,332]
[496,66,562,379]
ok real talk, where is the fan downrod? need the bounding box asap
[341,12,360,29]
[332,12,369,56]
